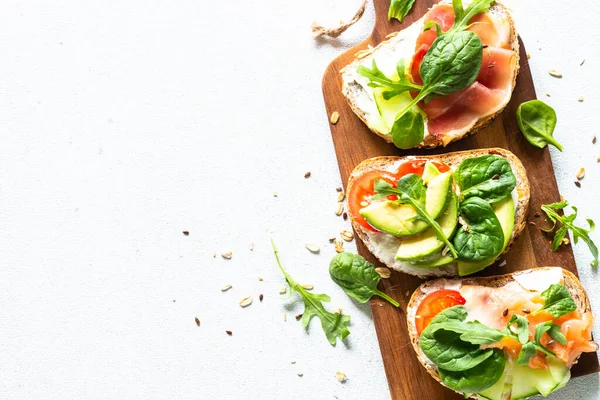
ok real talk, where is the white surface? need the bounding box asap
[1,0,599,399]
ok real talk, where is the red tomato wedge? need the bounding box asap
[415,289,466,335]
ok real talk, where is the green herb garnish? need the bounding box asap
[388,0,416,22]
[533,283,577,317]
[516,100,563,151]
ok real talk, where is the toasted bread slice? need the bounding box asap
[406,267,592,399]
[347,148,529,278]
[341,0,519,148]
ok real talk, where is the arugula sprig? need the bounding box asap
[505,314,564,364]
[424,0,494,37]
[271,239,351,345]
[356,59,421,101]
[373,174,458,258]
[541,200,599,267]
[388,0,416,23]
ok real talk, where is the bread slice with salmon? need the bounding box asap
[346,148,529,278]
[341,0,519,148]
[406,267,598,399]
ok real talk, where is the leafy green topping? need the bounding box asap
[388,0,416,22]
[453,197,504,262]
[391,108,424,149]
[329,252,399,307]
[507,314,530,345]
[535,321,567,345]
[516,342,536,365]
[541,200,598,267]
[533,283,577,318]
[516,100,563,151]
[356,59,420,101]
[454,155,517,204]
[271,239,350,345]
[439,348,505,394]
[373,174,458,258]
[447,0,494,35]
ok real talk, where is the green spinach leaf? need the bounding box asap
[439,348,505,394]
[388,0,416,22]
[271,239,351,345]
[373,175,458,258]
[535,321,567,345]
[516,342,536,365]
[446,0,495,35]
[454,155,516,204]
[516,100,563,151]
[541,200,598,267]
[329,252,399,307]
[391,108,425,149]
[453,197,504,262]
[507,314,530,344]
[533,283,577,318]
[426,320,505,345]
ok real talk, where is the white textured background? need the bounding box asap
[1,0,599,399]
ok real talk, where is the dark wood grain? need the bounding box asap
[321,1,600,399]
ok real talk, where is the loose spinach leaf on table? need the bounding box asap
[439,348,505,394]
[374,175,458,258]
[388,0,416,22]
[453,197,504,262]
[532,283,577,318]
[391,108,424,149]
[329,252,399,307]
[541,200,598,267]
[516,100,563,151]
[454,155,516,204]
[271,239,350,345]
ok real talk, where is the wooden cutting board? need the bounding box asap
[321,1,600,399]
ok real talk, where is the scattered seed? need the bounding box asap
[182,230,189,236]
[301,284,314,290]
[546,93,551,97]
[297,372,304,377]
[562,237,570,246]
[305,243,320,253]
[279,285,287,295]
[291,360,296,364]
[239,296,253,308]
[593,136,597,144]
[337,191,346,202]
[195,317,201,326]
[336,371,348,383]
[340,229,354,241]
[273,192,278,197]
[330,111,340,125]
[304,171,311,178]
[336,187,343,192]
[522,309,531,314]
[492,174,500,180]
[375,267,391,279]
[283,313,287,321]
[335,202,344,216]
[548,69,562,78]
[222,251,232,259]
[212,251,216,258]
[578,96,584,102]
[502,309,509,317]
[259,294,264,302]
[226,330,232,336]
[258,277,263,282]
[581,59,586,66]
[329,237,336,243]
[334,238,344,253]
[576,167,585,180]
[597,156,600,163]
[249,242,255,251]
[342,212,348,221]
[405,290,410,297]
[221,284,232,292]
[575,181,581,188]
[295,314,303,320]
[527,53,531,59]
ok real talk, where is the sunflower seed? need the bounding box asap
[212,251,216,258]
[336,371,347,383]
[527,53,531,59]
[221,251,232,259]
[335,202,344,216]
[548,69,562,78]
[330,111,340,125]
[258,276,263,281]
[562,237,570,246]
[279,285,287,295]
[239,296,253,307]
[576,167,585,180]
[305,243,320,253]
[578,96,584,102]
[301,284,314,290]
[283,313,287,321]
[297,372,304,377]
[221,284,232,292]
[334,238,344,253]
[340,229,354,241]
[375,267,391,279]
[337,191,345,202]
[546,93,551,97]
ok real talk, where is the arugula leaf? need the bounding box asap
[454,155,517,204]
[357,59,421,100]
[329,252,399,307]
[507,314,530,345]
[388,0,416,22]
[541,200,599,267]
[271,239,350,345]
[535,321,567,345]
[453,197,504,262]
[447,0,494,35]
[373,175,458,258]
[439,348,505,394]
[391,108,425,149]
[532,284,577,318]
[517,100,563,151]
[516,341,536,365]
[426,320,505,345]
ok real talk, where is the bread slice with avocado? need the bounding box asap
[346,148,529,278]
[406,267,597,399]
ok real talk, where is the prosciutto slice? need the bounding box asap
[410,3,517,145]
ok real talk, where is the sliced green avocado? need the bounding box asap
[373,88,413,133]
[422,161,441,185]
[457,195,515,276]
[413,254,455,268]
[396,192,459,261]
[360,171,453,237]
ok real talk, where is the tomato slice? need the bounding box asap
[347,160,450,232]
[415,289,466,335]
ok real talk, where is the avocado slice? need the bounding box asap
[422,161,441,185]
[396,191,459,261]
[373,87,413,133]
[360,171,453,237]
[457,195,515,276]
[413,254,455,268]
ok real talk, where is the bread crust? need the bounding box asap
[341,0,520,148]
[405,267,592,399]
[347,148,530,278]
